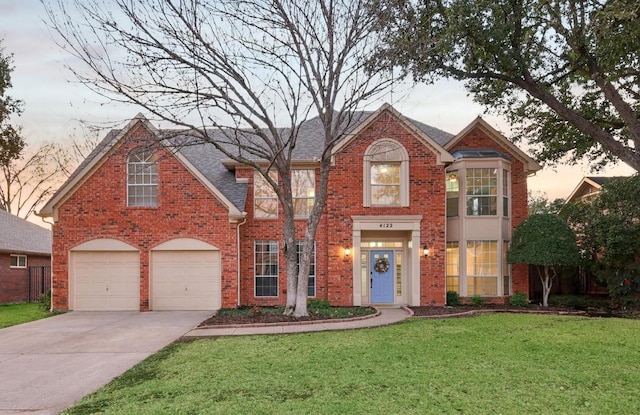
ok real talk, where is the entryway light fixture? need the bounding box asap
[423,246,430,256]
[344,247,351,256]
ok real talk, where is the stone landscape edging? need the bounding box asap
[410,308,588,319]
[194,308,382,330]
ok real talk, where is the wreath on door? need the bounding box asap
[374,257,390,273]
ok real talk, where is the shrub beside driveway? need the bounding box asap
[64,314,640,415]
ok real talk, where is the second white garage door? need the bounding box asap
[151,250,221,310]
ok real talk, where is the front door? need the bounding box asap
[370,250,394,303]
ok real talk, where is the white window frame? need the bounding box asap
[363,139,409,207]
[10,254,27,268]
[466,240,499,296]
[466,168,498,216]
[254,171,278,219]
[127,147,158,207]
[292,170,315,218]
[254,241,279,297]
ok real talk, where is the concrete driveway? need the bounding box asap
[0,311,211,415]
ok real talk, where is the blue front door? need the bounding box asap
[370,250,394,303]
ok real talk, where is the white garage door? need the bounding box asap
[72,251,140,311]
[151,250,221,311]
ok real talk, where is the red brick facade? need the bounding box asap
[0,254,50,304]
[44,107,538,311]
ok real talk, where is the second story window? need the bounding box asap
[127,147,158,207]
[254,171,278,219]
[446,171,459,217]
[364,140,409,207]
[292,170,315,218]
[466,168,497,216]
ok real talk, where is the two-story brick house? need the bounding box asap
[38,104,540,311]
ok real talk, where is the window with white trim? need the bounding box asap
[292,170,315,218]
[446,171,459,217]
[127,147,158,207]
[364,140,409,207]
[503,169,510,217]
[255,241,279,297]
[446,242,460,293]
[466,168,497,216]
[254,171,278,219]
[466,240,498,296]
[10,254,27,268]
[295,241,316,297]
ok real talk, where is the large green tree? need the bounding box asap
[507,214,580,306]
[372,0,640,171]
[0,42,26,203]
[560,175,640,305]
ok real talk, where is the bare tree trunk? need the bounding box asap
[538,265,556,307]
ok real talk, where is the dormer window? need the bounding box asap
[364,140,409,207]
[127,147,158,207]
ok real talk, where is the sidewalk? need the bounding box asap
[183,307,412,338]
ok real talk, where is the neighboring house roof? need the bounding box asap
[565,176,621,203]
[0,209,52,255]
[445,116,542,174]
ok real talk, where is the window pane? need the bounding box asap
[255,241,279,297]
[371,162,400,205]
[466,241,498,296]
[446,171,459,217]
[127,148,158,207]
[466,168,497,216]
[446,242,460,293]
[254,171,278,219]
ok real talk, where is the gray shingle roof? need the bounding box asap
[46,109,453,216]
[0,210,52,255]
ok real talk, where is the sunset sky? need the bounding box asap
[0,0,634,208]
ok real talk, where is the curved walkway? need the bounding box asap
[183,307,412,338]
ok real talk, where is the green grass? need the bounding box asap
[0,302,53,328]
[64,314,640,414]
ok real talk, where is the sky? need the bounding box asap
[0,0,634,205]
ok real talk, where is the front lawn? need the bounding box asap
[64,314,640,414]
[0,303,53,329]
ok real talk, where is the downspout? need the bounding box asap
[236,215,247,307]
[40,216,55,312]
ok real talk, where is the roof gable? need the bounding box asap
[565,176,619,203]
[445,117,541,173]
[38,115,244,220]
[332,103,455,164]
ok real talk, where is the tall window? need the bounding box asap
[255,241,279,297]
[466,168,497,216]
[296,241,316,297]
[466,240,498,295]
[364,140,409,206]
[446,242,460,293]
[254,171,278,219]
[127,148,158,207]
[292,170,315,218]
[503,169,510,217]
[503,241,511,295]
[446,171,459,217]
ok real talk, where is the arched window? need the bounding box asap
[363,140,409,207]
[127,147,158,207]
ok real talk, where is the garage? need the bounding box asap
[151,238,221,311]
[71,240,140,311]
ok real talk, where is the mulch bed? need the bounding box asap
[198,308,378,327]
[409,305,586,318]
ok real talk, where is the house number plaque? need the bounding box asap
[379,223,393,228]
